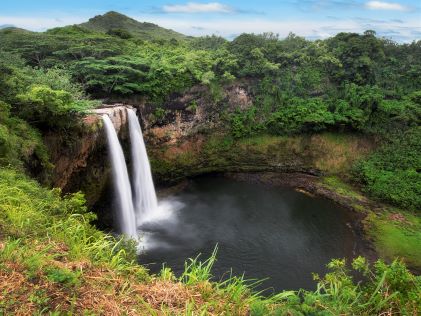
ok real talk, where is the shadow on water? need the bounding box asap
[138,174,364,293]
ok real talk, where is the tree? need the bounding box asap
[71,56,148,95]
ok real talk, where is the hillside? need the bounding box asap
[78,11,187,41]
[0,26,33,34]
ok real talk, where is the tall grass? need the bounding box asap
[0,168,147,277]
[159,247,420,315]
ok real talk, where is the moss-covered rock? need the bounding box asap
[149,133,374,184]
[45,105,131,206]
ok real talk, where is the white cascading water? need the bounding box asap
[102,114,138,239]
[127,108,158,224]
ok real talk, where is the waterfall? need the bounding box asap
[102,114,137,239]
[127,109,158,223]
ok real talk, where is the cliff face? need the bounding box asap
[45,105,132,205]
[140,81,254,145]
[45,82,257,204]
[46,83,374,206]
[136,82,373,184]
[147,133,374,184]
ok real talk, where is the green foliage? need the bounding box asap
[0,168,145,274]
[230,107,261,138]
[332,99,367,128]
[30,67,85,100]
[17,85,93,130]
[229,82,418,142]
[229,96,338,138]
[3,20,418,118]
[367,211,421,270]
[327,31,385,85]
[267,97,335,135]
[106,28,133,39]
[161,249,420,315]
[72,55,148,95]
[354,127,421,211]
[321,83,385,131]
[181,246,218,285]
[79,11,186,41]
[409,90,421,104]
[152,107,166,122]
[0,101,50,174]
[0,50,94,132]
[263,256,421,315]
[45,266,80,286]
[367,97,421,134]
[189,35,227,50]
[0,51,29,104]
[186,100,198,112]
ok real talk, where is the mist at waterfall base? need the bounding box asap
[139,176,362,292]
[127,109,184,250]
[102,110,182,249]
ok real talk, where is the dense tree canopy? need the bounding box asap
[0,23,420,209]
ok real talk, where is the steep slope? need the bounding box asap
[79,11,187,41]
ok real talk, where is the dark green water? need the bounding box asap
[139,175,360,292]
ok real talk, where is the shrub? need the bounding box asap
[267,98,335,135]
[354,127,421,211]
[16,85,93,130]
[0,101,50,174]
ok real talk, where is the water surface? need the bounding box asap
[139,175,359,292]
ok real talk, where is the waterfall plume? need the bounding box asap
[102,114,137,239]
[127,109,158,224]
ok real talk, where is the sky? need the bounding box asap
[0,1,420,42]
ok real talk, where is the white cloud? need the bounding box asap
[0,16,86,31]
[162,2,232,13]
[365,1,409,11]
[138,15,421,42]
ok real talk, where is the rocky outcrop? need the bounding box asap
[46,81,256,204]
[147,133,374,184]
[45,104,132,205]
[137,81,254,145]
[90,104,132,132]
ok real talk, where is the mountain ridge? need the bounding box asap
[78,11,188,41]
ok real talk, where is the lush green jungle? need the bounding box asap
[0,11,420,315]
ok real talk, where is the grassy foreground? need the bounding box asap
[0,168,420,315]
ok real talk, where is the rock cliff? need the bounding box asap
[46,83,374,207]
[45,104,132,205]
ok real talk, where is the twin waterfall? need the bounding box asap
[102,108,158,241]
[127,109,158,222]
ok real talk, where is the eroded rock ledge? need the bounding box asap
[46,82,257,204]
[45,105,132,205]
